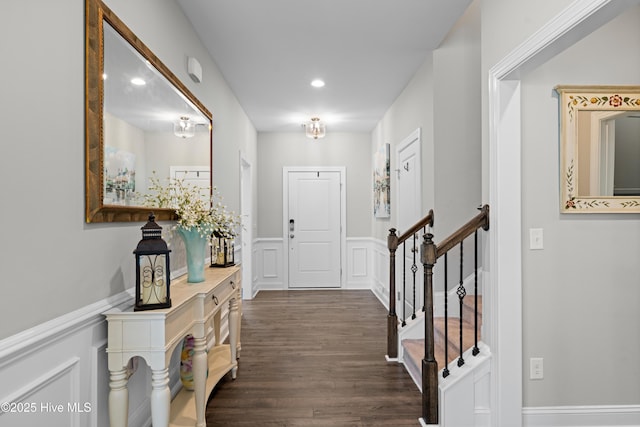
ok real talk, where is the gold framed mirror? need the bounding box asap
[556,85,640,213]
[85,0,212,223]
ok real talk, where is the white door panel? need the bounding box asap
[288,171,341,288]
[395,130,423,316]
[396,132,421,234]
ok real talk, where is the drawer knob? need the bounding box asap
[212,295,219,305]
[230,280,236,289]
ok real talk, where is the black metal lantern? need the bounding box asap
[133,213,172,311]
[210,232,235,268]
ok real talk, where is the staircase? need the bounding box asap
[386,205,491,426]
[402,296,482,388]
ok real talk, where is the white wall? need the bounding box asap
[0,0,255,425]
[480,0,575,202]
[256,132,372,238]
[372,1,481,242]
[0,0,256,340]
[519,5,640,407]
[372,55,435,240]
[433,0,482,238]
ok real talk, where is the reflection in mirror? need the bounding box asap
[102,23,210,207]
[556,85,640,213]
[85,0,212,222]
[576,111,640,197]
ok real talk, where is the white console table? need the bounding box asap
[104,266,241,427]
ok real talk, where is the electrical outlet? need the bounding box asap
[530,357,543,380]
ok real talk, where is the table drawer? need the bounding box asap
[204,273,238,314]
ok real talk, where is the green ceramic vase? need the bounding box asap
[177,227,206,283]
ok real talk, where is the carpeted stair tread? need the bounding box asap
[402,296,481,373]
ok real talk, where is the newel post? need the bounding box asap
[421,233,438,424]
[387,228,399,359]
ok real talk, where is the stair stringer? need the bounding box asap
[438,342,491,427]
[414,342,492,427]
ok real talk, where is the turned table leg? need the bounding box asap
[150,368,170,427]
[109,368,129,427]
[228,296,239,378]
[193,336,208,427]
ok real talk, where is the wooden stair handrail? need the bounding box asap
[435,204,489,259]
[397,209,435,244]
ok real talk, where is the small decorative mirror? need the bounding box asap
[85,0,212,222]
[556,85,640,213]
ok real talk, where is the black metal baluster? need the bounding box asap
[422,226,426,312]
[402,242,407,326]
[412,233,418,319]
[456,242,466,367]
[473,230,480,356]
[443,252,450,378]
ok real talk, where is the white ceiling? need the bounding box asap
[177,0,472,133]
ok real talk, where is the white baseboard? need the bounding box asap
[523,405,640,426]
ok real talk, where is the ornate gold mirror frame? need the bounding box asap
[85,0,212,222]
[556,85,640,213]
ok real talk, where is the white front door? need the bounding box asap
[287,170,342,288]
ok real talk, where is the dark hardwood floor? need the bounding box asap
[205,290,422,426]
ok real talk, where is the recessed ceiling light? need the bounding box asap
[131,77,146,86]
[311,79,325,88]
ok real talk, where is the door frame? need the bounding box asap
[488,1,627,424]
[282,166,346,289]
[239,152,253,299]
[394,128,423,313]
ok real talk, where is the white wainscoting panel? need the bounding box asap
[372,238,389,308]
[254,238,285,291]
[345,238,375,289]
[0,291,130,427]
[0,357,81,427]
[0,285,232,427]
[256,238,382,292]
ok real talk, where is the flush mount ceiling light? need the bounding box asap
[130,77,146,86]
[173,116,195,139]
[310,79,325,88]
[305,117,326,140]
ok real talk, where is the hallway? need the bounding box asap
[205,290,422,426]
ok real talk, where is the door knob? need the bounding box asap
[290,234,295,239]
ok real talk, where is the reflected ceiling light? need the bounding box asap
[305,117,326,140]
[173,116,195,139]
[130,77,146,86]
[310,79,325,88]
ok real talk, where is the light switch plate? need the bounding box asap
[530,228,543,250]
